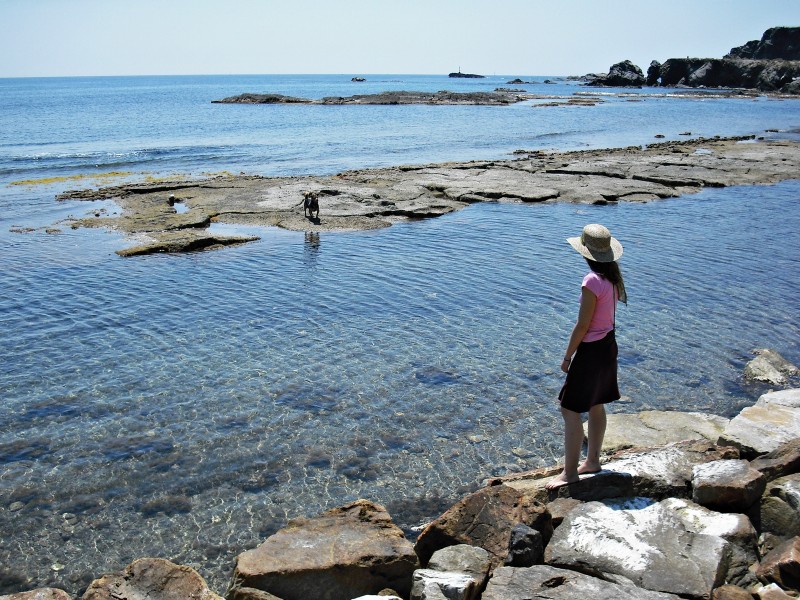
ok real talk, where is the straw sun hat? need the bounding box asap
[567,224,623,263]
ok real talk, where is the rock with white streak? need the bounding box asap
[596,439,739,499]
[756,474,800,540]
[545,498,730,597]
[719,389,800,457]
[410,570,480,600]
[482,565,681,599]
[410,543,492,600]
[691,459,766,511]
[662,497,760,587]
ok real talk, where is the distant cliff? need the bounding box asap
[589,27,800,94]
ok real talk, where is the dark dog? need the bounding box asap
[300,191,319,218]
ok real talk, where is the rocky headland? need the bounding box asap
[585,26,800,93]
[53,136,800,256]
[5,350,800,600]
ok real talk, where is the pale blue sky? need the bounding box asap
[1,0,799,77]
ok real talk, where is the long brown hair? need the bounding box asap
[586,259,628,304]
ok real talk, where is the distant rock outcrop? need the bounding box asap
[652,26,800,93]
[726,26,800,61]
[586,60,646,87]
[583,28,800,93]
[449,71,484,78]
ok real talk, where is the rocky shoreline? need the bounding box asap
[52,136,800,257]
[5,351,800,599]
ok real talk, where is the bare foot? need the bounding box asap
[578,462,602,475]
[545,472,580,490]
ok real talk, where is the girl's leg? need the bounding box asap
[579,404,606,474]
[545,407,584,489]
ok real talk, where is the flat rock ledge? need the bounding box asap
[53,136,800,256]
[212,90,534,105]
[8,389,800,600]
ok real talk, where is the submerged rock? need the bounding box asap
[81,558,222,600]
[0,590,72,600]
[745,348,800,385]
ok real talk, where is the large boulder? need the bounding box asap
[726,27,800,61]
[591,410,729,452]
[589,60,645,87]
[81,558,222,600]
[691,459,766,512]
[545,498,734,597]
[413,484,552,566]
[719,389,800,457]
[482,565,681,599]
[228,500,417,600]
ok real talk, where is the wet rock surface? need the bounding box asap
[57,137,800,256]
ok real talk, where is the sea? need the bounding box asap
[1,74,799,595]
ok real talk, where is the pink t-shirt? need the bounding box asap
[581,272,617,342]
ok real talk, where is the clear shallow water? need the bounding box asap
[1,75,800,595]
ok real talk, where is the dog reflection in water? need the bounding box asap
[300,191,320,219]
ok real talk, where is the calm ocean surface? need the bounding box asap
[1,74,799,594]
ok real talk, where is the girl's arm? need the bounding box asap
[561,286,597,372]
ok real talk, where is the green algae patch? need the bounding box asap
[11,171,135,187]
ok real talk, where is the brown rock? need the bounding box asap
[229,588,284,600]
[413,484,552,566]
[757,536,800,590]
[691,459,767,511]
[546,497,582,527]
[712,584,756,600]
[750,439,800,481]
[229,500,417,600]
[0,589,72,600]
[81,557,222,599]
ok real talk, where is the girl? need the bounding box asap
[546,224,627,490]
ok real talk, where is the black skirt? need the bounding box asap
[559,330,620,413]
